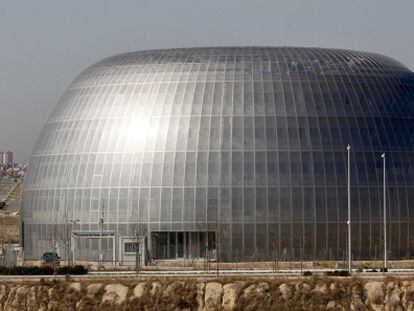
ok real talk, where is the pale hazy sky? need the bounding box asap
[1,0,413,162]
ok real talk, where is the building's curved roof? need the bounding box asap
[67,46,412,93]
[90,46,409,72]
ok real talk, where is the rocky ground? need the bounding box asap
[0,276,413,310]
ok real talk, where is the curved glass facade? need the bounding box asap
[22,47,414,261]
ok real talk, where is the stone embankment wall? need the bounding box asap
[0,277,413,310]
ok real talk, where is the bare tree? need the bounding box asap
[293,224,304,275]
[373,227,386,270]
[270,227,279,272]
[49,225,60,278]
[188,241,199,266]
[216,220,219,277]
[0,215,8,266]
[203,208,210,273]
[204,232,216,273]
[339,223,348,269]
[408,227,414,260]
[215,222,231,273]
[60,209,74,266]
[131,224,147,276]
[62,220,70,266]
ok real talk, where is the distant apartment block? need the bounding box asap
[0,151,13,165]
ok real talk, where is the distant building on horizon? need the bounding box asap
[0,151,13,165]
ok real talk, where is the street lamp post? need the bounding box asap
[382,153,387,271]
[347,144,352,274]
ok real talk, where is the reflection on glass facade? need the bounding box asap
[22,47,414,261]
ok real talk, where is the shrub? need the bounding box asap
[57,265,87,275]
[325,270,350,276]
[56,266,71,275]
[303,271,312,276]
[0,265,87,275]
[70,265,88,275]
[9,266,53,275]
[0,266,8,274]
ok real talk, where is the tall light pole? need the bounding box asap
[347,144,352,274]
[382,153,387,271]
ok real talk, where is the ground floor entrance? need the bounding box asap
[71,230,215,264]
[151,231,216,260]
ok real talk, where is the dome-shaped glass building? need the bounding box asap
[21,47,414,263]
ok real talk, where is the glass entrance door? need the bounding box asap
[151,231,215,259]
[177,232,184,258]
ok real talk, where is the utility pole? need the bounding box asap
[382,153,387,271]
[98,205,104,267]
[347,144,352,274]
